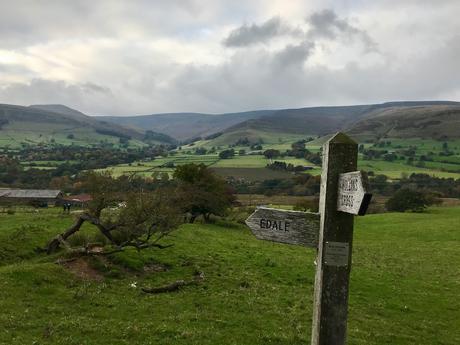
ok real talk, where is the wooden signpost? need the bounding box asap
[245,207,320,247]
[245,132,372,345]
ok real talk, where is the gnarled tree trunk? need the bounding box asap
[46,216,86,254]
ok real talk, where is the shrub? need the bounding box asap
[219,149,235,159]
[385,189,436,212]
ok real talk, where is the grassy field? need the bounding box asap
[103,151,459,180]
[102,153,322,179]
[0,207,459,344]
[187,130,310,149]
[358,159,460,179]
[5,132,460,180]
[0,121,145,149]
[100,136,460,180]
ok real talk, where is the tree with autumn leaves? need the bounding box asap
[174,163,236,223]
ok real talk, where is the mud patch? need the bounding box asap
[60,257,104,282]
[143,263,169,273]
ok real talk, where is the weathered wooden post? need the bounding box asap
[245,132,371,345]
[311,132,359,345]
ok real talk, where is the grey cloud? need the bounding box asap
[0,79,115,114]
[0,63,36,76]
[2,33,459,115]
[223,10,378,52]
[223,17,298,47]
[308,9,378,52]
[145,34,460,113]
[1,2,459,115]
[272,42,315,70]
[0,0,213,48]
[80,82,112,95]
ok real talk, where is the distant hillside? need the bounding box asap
[228,101,460,136]
[2,101,459,149]
[347,104,460,140]
[0,104,175,148]
[97,101,460,144]
[217,101,460,144]
[96,110,275,141]
[30,104,91,119]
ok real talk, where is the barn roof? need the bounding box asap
[0,189,63,199]
[62,194,92,202]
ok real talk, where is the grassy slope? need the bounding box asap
[0,207,459,344]
[0,121,146,149]
[358,160,460,179]
[347,105,460,141]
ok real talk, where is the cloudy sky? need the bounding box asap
[0,0,459,115]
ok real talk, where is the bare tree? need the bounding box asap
[46,172,181,255]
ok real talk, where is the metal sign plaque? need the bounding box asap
[324,241,349,267]
[337,171,372,215]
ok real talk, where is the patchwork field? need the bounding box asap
[5,132,460,181]
[0,207,459,344]
[102,153,322,179]
[358,160,460,179]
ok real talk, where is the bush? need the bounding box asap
[385,189,436,212]
[219,149,235,159]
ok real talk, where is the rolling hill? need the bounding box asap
[0,104,176,148]
[2,101,459,149]
[196,101,460,146]
[97,101,460,145]
[95,110,275,141]
[346,104,460,140]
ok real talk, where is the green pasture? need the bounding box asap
[385,138,460,154]
[102,153,322,178]
[102,150,460,180]
[358,159,460,179]
[0,121,145,149]
[0,206,459,344]
[422,161,460,173]
[5,132,460,181]
[211,167,295,181]
[209,130,308,148]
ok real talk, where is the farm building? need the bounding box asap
[61,194,92,207]
[0,189,63,206]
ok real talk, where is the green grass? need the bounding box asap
[359,159,460,179]
[103,153,323,178]
[175,138,460,180]
[213,155,268,168]
[386,138,460,154]
[211,167,294,181]
[6,133,460,181]
[0,121,145,149]
[204,130,309,148]
[0,207,459,344]
[104,151,460,180]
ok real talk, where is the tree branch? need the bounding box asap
[46,216,86,254]
[141,271,204,294]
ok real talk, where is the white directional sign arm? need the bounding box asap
[337,171,372,215]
